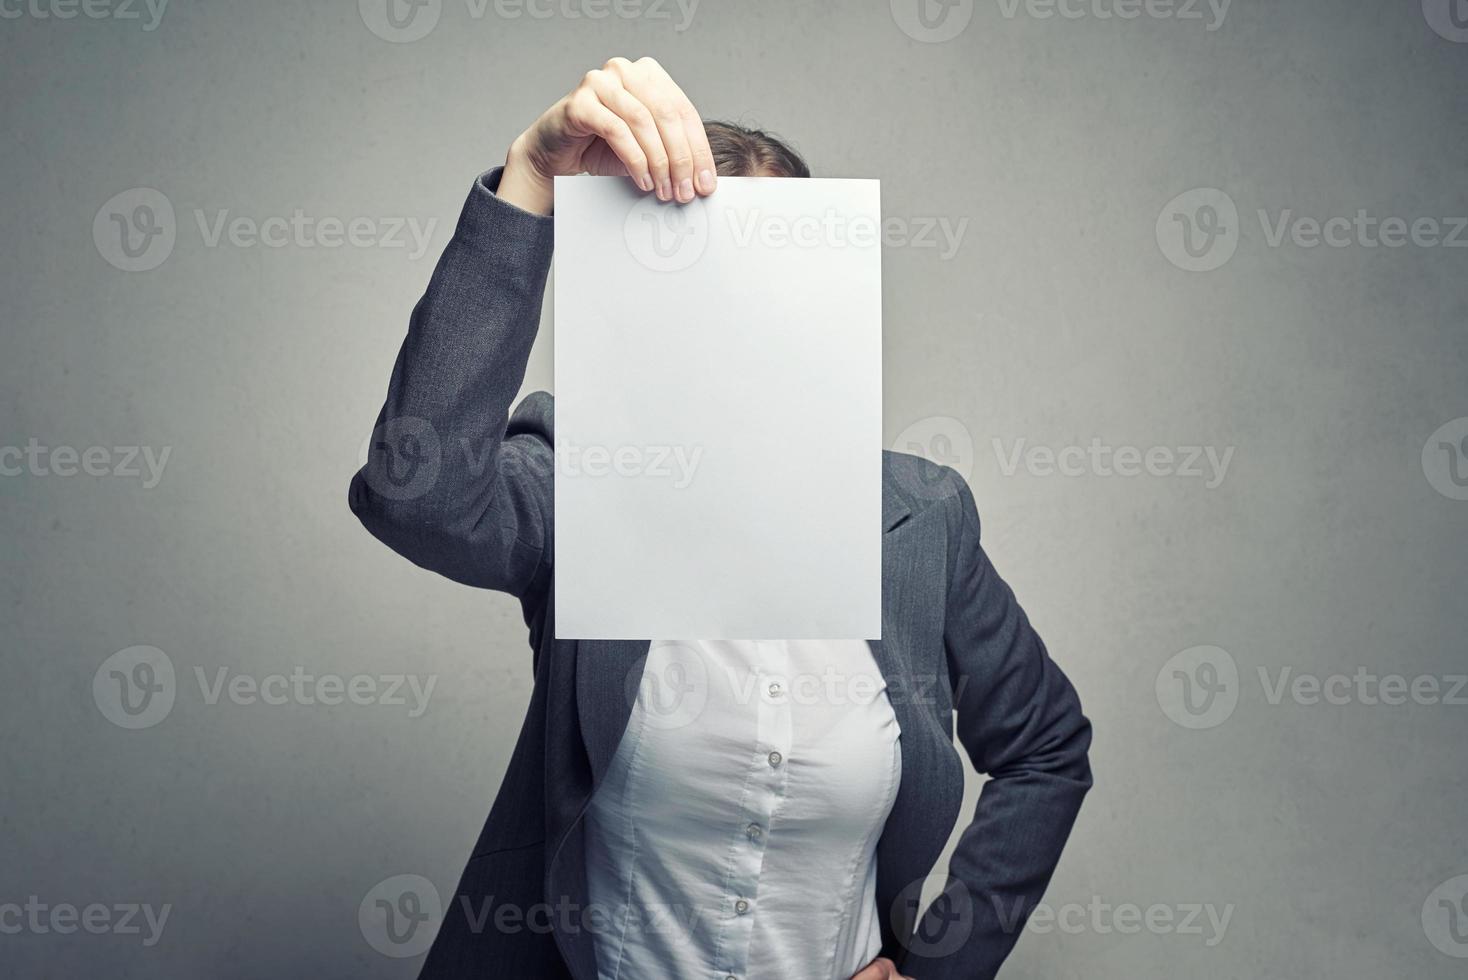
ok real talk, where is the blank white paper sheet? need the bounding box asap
[552,175,882,639]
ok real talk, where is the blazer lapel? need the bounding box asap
[574,638,652,787]
[871,461,965,955]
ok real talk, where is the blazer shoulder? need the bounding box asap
[881,449,973,528]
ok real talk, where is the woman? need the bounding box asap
[350,56,1092,980]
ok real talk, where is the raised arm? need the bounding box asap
[349,57,717,597]
[903,474,1094,980]
[347,169,556,596]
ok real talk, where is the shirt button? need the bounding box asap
[735,898,750,914]
[767,750,783,768]
[767,682,782,698]
[746,822,763,841]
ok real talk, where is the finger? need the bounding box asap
[848,958,896,980]
[562,85,650,191]
[601,58,676,201]
[582,68,668,194]
[683,105,716,195]
[642,66,716,195]
[621,57,697,203]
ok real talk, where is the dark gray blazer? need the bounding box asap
[349,169,1092,980]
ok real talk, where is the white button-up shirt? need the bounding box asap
[584,639,903,980]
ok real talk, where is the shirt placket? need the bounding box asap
[717,639,792,980]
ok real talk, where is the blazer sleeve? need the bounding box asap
[348,167,555,598]
[903,474,1094,980]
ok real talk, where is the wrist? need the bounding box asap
[498,136,555,215]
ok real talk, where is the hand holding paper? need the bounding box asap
[500,55,719,215]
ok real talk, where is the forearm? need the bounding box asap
[903,730,1091,979]
[348,167,555,589]
[370,166,551,454]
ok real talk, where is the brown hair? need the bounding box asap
[703,120,810,178]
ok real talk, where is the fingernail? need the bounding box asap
[640,172,654,192]
[697,169,716,194]
[677,177,694,202]
[657,178,671,201]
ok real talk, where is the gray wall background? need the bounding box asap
[3,0,1466,976]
